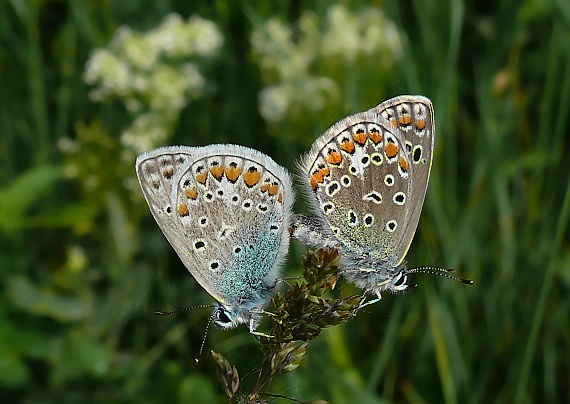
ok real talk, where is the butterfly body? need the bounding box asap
[136,144,294,331]
[293,95,435,299]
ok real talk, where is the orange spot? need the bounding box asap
[243,168,261,187]
[185,187,198,200]
[178,202,189,217]
[210,165,224,180]
[261,183,270,193]
[326,150,342,165]
[353,132,367,145]
[399,157,409,172]
[225,165,242,182]
[278,192,284,203]
[196,170,208,184]
[369,132,383,144]
[310,177,318,190]
[339,140,355,154]
[390,118,398,127]
[386,142,398,158]
[415,119,426,130]
[268,184,279,196]
[399,114,412,125]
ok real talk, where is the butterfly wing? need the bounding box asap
[297,95,434,266]
[138,144,294,307]
[136,146,196,253]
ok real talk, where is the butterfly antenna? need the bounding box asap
[408,266,474,285]
[155,304,215,316]
[195,315,213,363]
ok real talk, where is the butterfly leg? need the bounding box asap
[358,292,382,308]
[248,317,275,338]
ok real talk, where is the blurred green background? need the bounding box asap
[1,0,569,402]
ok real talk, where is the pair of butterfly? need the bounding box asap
[136,95,471,335]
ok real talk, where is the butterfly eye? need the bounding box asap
[215,308,232,325]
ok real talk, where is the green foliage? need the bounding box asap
[1,0,569,403]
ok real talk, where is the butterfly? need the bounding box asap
[291,95,469,304]
[136,144,294,332]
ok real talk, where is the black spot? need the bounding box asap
[327,182,339,195]
[234,247,241,254]
[184,179,191,186]
[388,222,396,231]
[323,203,334,213]
[370,126,379,133]
[349,211,357,224]
[342,177,350,185]
[232,195,239,202]
[395,193,405,203]
[249,244,254,250]
[166,206,172,213]
[152,181,160,190]
[365,215,373,225]
[372,155,381,163]
[229,161,237,168]
[361,156,369,165]
[210,262,219,270]
[244,201,251,208]
[386,176,393,185]
[369,193,381,203]
[318,163,326,169]
[341,136,349,142]
[350,166,357,174]
[248,166,258,173]
[356,128,365,134]
[205,192,213,200]
[211,160,219,166]
[177,157,185,164]
[405,143,412,153]
[217,190,224,196]
[196,165,205,172]
[270,224,278,231]
[413,147,422,162]
[195,240,205,249]
[258,204,268,212]
[387,137,395,144]
[200,218,207,225]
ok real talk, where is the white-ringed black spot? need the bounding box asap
[386,220,397,233]
[322,202,335,215]
[234,246,242,254]
[363,191,382,204]
[198,216,209,227]
[361,155,370,167]
[209,261,220,271]
[393,192,406,205]
[231,194,240,204]
[384,174,394,186]
[326,181,340,197]
[242,199,253,211]
[413,145,423,163]
[217,189,224,198]
[257,203,268,213]
[204,191,214,201]
[165,206,172,214]
[371,153,383,165]
[363,213,374,227]
[341,175,351,187]
[349,166,357,175]
[194,239,206,251]
[348,210,359,226]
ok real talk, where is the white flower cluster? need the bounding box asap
[84,14,223,152]
[251,5,403,122]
